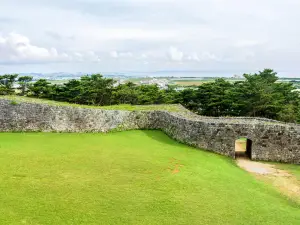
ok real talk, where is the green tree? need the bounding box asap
[136,85,165,105]
[29,79,52,98]
[277,104,298,123]
[0,74,18,95]
[112,82,139,105]
[243,69,287,118]
[57,79,82,103]
[23,69,300,123]
[78,74,115,105]
[194,79,234,116]
[18,76,33,96]
[177,88,198,111]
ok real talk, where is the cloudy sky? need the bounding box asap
[0,0,300,75]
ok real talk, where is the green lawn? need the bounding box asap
[0,131,299,225]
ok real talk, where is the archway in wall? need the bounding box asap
[235,137,252,159]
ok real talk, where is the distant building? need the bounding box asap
[232,74,242,79]
[113,79,126,87]
[139,78,169,89]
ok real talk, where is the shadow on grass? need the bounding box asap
[140,129,241,164]
[140,130,184,147]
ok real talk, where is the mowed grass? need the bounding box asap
[0,131,299,225]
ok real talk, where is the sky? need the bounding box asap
[0,0,300,76]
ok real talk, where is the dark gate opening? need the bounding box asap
[235,138,252,159]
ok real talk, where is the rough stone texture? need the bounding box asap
[1,99,300,164]
[0,100,152,132]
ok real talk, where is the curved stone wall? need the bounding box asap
[1,99,300,164]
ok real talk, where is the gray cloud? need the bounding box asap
[0,17,16,24]
[0,0,300,74]
[45,31,63,41]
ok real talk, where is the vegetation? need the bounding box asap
[173,80,207,86]
[1,69,299,122]
[0,96,182,112]
[17,75,33,96]
[0,130,299,225]
[0,74,18,95]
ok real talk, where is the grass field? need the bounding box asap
[0,130,299,225]
[173,80,207,86]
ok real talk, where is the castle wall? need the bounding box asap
[1,99,300,164]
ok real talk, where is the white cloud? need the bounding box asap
[187,53,200,62]
[85,51,101,62]
[110,51,133,58]
[170,50,219,62]
[1,0,300,73]
[199,52,219,61]
[167,46,184,62]
[141,53,148,59]
[110,51,119,58]
[234,40,265,48]
[0,33,71,64]
[0,33,101,64]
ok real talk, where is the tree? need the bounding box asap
[29,79,52,98]
[136,85,164,105]
[56,79,82,103]
[21,70,300,123]
[277,104,298,123]
[162,85,179,104]
[77,74,115,105]
[193,79,234,116]
[177,88,198,111]
[18,76,33,96]
[243,69,288,118]
[0,74,18,95]
[112,82,139,105]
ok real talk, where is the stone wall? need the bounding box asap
[1,99,300,164]
[0,99,152,132]
[150,111,300,164]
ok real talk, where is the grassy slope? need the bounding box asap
[0,95,181,112]
[0,131,299,225]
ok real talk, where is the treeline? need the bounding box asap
[1,69,299,123]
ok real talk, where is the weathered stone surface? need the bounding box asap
[1,99,300,164]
